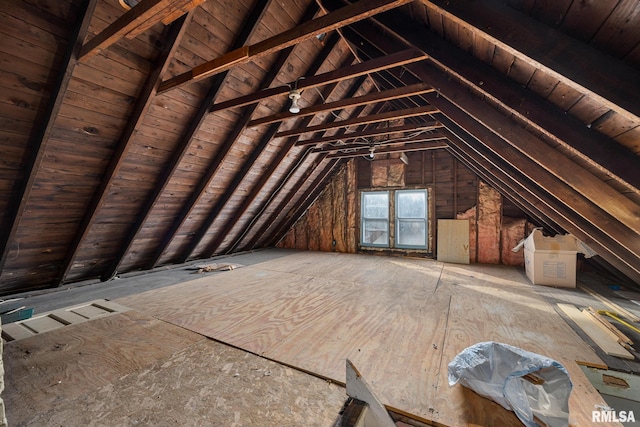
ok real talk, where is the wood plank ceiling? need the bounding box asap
[1,0,639,295]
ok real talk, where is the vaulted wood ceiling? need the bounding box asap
[1,0,639,295]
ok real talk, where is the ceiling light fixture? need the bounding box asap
[288,89,302,114]
[368,143,375,159]
[118,0,139,10]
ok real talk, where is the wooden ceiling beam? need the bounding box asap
[157,0,414,93]
[419,0,640,122]
[245,95,383,251]
[334,12,640,280]
[223,146,315,254]
[426,98,640,278]
[79,0,204,60]
[373,8,640,194]
[275,105,439,139]
[168,17,341,263]
[265,158,344,248]
[326,138,448,158]
[296,121,442,146]
[443,132,563,234]
[421,86,640,237]
[317,130,446,152]
[97,0,278,278]
[209,48,427,113]
[0,0,98,277]
[440,116,640,282]
[143,2,324,269]
[58,12,193,285]
[248,83,434,128]
[203,71,370,256]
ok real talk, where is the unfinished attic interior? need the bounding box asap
[1,0,640,425]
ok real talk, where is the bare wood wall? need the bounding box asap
[278,148,529,265]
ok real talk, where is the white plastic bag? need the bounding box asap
[448,341,572,427]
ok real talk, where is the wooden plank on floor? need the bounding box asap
[557,303,634,359]
[3,310,346,427]
[3,311,205,425]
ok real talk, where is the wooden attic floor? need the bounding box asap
[3,249,635,426]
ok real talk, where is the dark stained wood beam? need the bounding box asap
[79,0,205,60]
[431,97,640,280]
[373,9,640,194]
[157,0,414,92]
[333,12,640,281]
[274,105,439,139]
[209,49,427,113]
[98,0,277,279]
[438,114,640,282]
[181,44,355,261]
[418,90,640,238]
[419,0,640,122]
[224,146,315,254]
[57,13,193,286]
[442,129,563,234]
[182,122,282,261]
[248,83,434,128]
[265,158,344,248]
[0,0,98,277]
[296,121,442,146]
[204,72,371,255]
[238,83,377,252]
[326,138,448,158]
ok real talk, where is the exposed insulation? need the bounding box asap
[501,217,527,266]
[477,181,502,264]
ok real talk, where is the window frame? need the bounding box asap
[360,190,390,248]
[394,189,428,250]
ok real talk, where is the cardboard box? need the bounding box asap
[523,229,578,287]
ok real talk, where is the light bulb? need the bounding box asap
[288,89,302,114]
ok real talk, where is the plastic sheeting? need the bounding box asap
[448,342,573,427]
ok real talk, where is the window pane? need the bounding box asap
[397,191,426,218]
[397,220,426,246]
[362,219,389,245]
[363,192,389,218]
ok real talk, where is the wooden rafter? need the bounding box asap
[209,49,427,113]
[0,0,98,276]
[439,113,640,282]
[373,9,640,194]
[296,121,442,146]
[442,130,562,234]
[248,83,434,128]
[318,131,447,153]
[266,158,344,247]
[99,0,277,278]
[157,0,414,92]
[204,68,370,255]
[58,12,193,285]
[337,11,640,281]
[274,105,439,139]
[180,39,352,261]
[326,139,448,158]
[79,0,205,60]
[243,93,381,251]
[419,0,640,122]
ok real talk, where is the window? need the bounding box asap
[360,189,429,250]
[395,190,427,249]
[361,191,389,247]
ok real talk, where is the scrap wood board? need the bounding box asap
[117,250,618,426]
[557,303,634,359]
[2,299,130,341]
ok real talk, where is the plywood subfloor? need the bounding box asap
[117,250,620,426]
[3,310,346,426]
